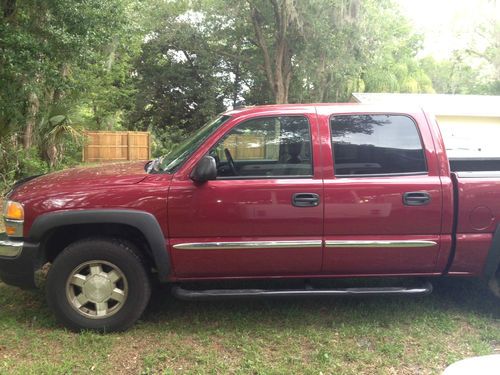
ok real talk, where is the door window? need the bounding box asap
[210,116,313,178]
[330,114,427,176]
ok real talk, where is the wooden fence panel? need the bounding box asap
[83,131,151,163]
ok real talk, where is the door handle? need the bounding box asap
[403,191,431,206]
[292,193,320,207]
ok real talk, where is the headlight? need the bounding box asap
[5,201,24,220]
[3,200,24,237]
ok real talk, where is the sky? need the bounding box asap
[396,0,499,59]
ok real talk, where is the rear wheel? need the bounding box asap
[488,265,500,299]
[46,238,151,332]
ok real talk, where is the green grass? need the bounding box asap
[0,278,498,374]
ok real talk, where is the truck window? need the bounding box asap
[159,115,231,173]
[210,116,313,178]
[330,114,427,176]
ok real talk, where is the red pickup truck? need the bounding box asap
[1,104,499,331]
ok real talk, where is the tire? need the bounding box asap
[488,264,500,299]
[46,237,151,332]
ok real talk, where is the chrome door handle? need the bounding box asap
[403,192,431,206]
[292,193,320,207]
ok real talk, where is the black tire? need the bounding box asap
[488,265,500,299]
[46,237,151,332]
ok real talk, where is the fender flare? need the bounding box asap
[29,209,170,281]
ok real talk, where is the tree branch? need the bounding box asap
[181,50,204,85]
[465,48,494,64]
[2,0,16,19]
[270,0,281,39]
[215,49,265,70]
[249,3,276,96]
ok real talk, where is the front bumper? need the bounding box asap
[0,235,23,257]
[0,232,40,288]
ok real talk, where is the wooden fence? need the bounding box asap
[83,131,151,163]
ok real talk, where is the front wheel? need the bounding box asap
[46,238,151,332]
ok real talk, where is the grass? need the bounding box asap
[0,278,498,374]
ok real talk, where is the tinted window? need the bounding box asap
[330,114,426,176]
[210,116,312,178]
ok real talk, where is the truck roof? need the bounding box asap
[223,103,426,117]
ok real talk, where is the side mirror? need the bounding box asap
[190,155,217,183]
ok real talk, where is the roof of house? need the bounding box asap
[351,93,500,117]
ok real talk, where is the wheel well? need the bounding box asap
[41,223,155,268]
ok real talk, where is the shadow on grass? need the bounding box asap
[139,277,499,334]
[0,277,498,333]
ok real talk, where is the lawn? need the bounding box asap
[0,277,498,374]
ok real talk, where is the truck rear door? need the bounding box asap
[320,109,444,275]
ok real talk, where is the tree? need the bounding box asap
[130,14,229,150]
[355,0,433,95]
[468,18,500,94]
[246,0,305,104]
[290,0,364,102]
[420,21,499,96]
[196,0,433,105]
[0,0,137,145]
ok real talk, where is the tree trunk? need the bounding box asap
[23,91,39,149]
[232,62,241,107]
[249,0,299,104]
[93,102,102,128]
[250,5,276,99]
[2,0,16,19]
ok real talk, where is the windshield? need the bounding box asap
[157,115,231,173]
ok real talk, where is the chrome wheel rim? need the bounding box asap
[66,260,128,319]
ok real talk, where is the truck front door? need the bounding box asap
[168,113,324,278]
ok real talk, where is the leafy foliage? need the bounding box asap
[0,0,142,190]
[130,16,228,145]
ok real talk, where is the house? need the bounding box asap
[350,93,500,160]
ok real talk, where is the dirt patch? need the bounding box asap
[107,335,156,374]
[106,332,245,374]
[0,327,66,373]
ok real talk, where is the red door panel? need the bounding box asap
[322,176,443,274]
[168,179,323,277]
[323,176,443,235]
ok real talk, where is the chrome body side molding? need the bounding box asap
[325,240,437,248]
[173,240,323,250]
[173,239,437,250]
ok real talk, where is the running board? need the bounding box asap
[171,281,433,301]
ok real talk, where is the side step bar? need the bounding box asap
[171,281,433,301]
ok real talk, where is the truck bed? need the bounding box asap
[450,158,500,172]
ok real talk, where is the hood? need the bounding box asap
[12,161,149,197]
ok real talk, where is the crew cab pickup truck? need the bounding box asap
[1,104,499,331]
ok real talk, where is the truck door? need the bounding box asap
[321,112,443,275]
[168,113,324,278]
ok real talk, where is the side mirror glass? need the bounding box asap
[190,155,217,183]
